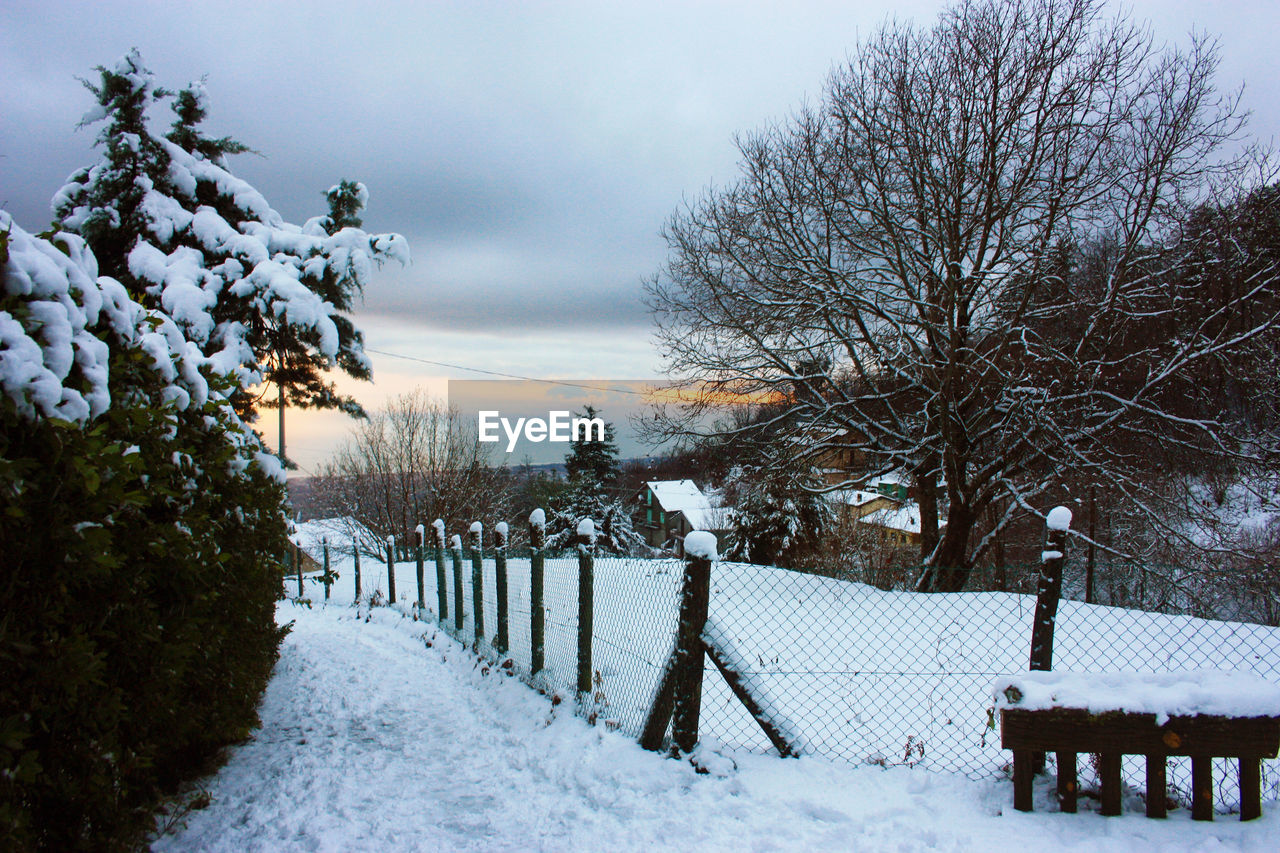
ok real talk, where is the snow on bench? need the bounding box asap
[991,669,1280,820]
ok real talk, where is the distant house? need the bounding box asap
[857,501,926,547]
[825,476,932,549]
[639,480,732,555]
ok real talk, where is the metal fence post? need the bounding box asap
[353,538,361,603]
[529,509,546,677]
[470,522,484,646]
[433,519,447,623]
[415,523,426,613]
[577,518,596,699]
[294,542,303,599]
[385,535,396,605]
[322,537,332,602]
[450,534,464,633]
[494,522,509,654]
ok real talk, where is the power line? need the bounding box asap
[363,347,655,397]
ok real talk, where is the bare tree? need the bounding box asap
[314,390,510,550]
[647,0,1276,591]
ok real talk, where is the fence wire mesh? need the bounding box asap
[299,533,1280,817]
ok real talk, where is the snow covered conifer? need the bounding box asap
[54,51,410,445]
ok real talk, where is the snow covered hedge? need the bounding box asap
[0,213,289,850]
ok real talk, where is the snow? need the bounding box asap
[449,534,462,549]
[153,602,1280,851]
[1047,506,1073,531]
[1041,550,1064,562]
[529,507,546,528]
[647,479,728,530]
[684,530,718,560]
[859,501,925,535]
[993,670,1280,725]
[495,521,509,537]
[577,517,596,538]
[469,521,483,534]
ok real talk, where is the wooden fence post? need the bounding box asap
[470,522,484,646]
[1030,506,1071,671]
[415,523,426,613]
[494,522,509,654]
[294,542,303,599]
[353,538,361,603]
[322,538,332,602]
[670,533,713,756]
[385,535,396,605]
[450,534,464,633]
[1029,506,1071,776]
[529,509,546,677]
[577,518,596,700]
[433,519,448,623]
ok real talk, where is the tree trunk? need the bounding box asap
[918,503,973,593]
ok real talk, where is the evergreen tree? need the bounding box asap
[54,50,410,457]
[722,463,833,568]
[563,404,620,484]
[545,407,643,554]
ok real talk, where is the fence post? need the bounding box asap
[1028,507,1070,777]
[353,538,361,603]
[294,542,303,599]
[415,523,426,613]
[529,509,546,677]
[322,537,332,602]
[577,518,596,700]
[494,522,509,654]
[671,532,714,756]
[385,535,396,605]
[433,519,448,623]
[450,534,464,633]
[470,522,485,646]
[1030,507,1071,672]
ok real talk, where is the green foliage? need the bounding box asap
[0,378,288,850]
[563,405,620,485]
[0,221,288,848]
[0,364,289,851]
[722,463,833,568]
[545,408,642,554]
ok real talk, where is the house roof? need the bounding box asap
[825,489,887,508]
[859,502,924,535]
[646,480,730,531]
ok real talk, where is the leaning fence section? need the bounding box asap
[285,518,1280,814]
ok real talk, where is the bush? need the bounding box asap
[0,216,288,850]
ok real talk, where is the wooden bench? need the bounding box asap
[1001,706,1280,820]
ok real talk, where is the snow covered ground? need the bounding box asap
[152,602,1280,852]
[282,546,1280,806]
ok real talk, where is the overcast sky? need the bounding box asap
[3,0,1278,472]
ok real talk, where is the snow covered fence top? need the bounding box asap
[993,670,1280,725]
[684,531,718,561]
[1046,506,1073,531]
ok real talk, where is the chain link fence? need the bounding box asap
[290,528,1280,816]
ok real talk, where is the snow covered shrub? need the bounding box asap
[0,215,288,851]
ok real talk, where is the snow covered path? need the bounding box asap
[155,603,1280,852]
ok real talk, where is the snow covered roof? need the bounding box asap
[646,480,730,530]
[825,489,888,508]
[859,501,924,535]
